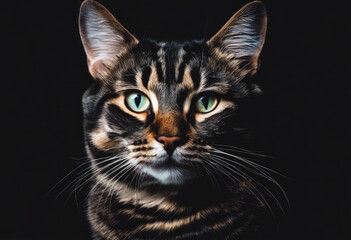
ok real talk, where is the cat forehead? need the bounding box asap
[143,39,206,59]
[112,39,218,91]
[138,39,207,76]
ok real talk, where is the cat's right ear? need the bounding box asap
[207,1,267,78]
[79,0,138,80]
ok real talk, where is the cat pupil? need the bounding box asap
[201,96,209,110]
[134,94,141,108]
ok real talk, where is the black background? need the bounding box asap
[2,0,350,239]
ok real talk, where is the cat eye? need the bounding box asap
[125,92,150,113]
[195,94,219,113]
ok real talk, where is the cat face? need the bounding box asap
[79,0,267,185]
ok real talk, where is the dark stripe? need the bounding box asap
[141,66,151,89]
[121,68,136,85]
[107,131,119,139]
[83,91,119,131]
[203,73,220,89]
[106,104,144,136]
[176,62,186,83]
[190,67,201,90]
[145,109,155,126]
[156,61,164,82]
[165,56,174,86]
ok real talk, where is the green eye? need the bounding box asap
[195,95,218,113]
[125,92,150,113]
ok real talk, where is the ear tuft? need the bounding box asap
[79,0,138,80]
[207,1,267,75]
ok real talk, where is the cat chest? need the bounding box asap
[88,189,258,240]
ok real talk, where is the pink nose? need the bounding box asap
[156,136,181,154]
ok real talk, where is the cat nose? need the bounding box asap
[156,135,182,154]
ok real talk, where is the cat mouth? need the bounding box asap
[150,156,185,169]
[141,156,193,185]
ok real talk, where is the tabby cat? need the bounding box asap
[79,0,275,239]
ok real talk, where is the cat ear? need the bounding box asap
[207,1,267,76]
[79,0,138,80]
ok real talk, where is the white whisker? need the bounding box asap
[203,147,289,214]
[213,144,272,158]
[208,155,273,213]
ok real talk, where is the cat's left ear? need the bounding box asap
[79,0,138,80]
[207,1,267,76]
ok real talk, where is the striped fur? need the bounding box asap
[79,1,272,239]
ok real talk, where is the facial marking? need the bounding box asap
[90,128,116,151]
[181,66,194,89]
[182,91,196,116]
[147,64,160,89]
[148,90,159,115]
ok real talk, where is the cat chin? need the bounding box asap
[141,166,192,185]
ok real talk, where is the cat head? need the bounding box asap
[79,0,267,185]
